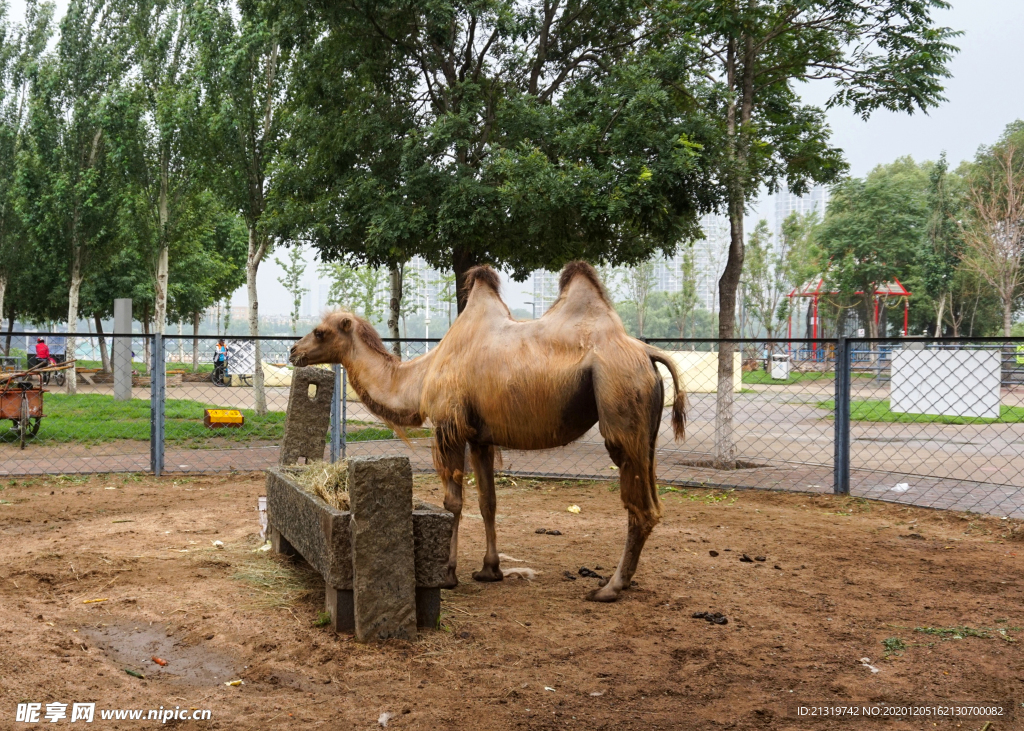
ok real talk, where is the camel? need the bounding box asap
[290,261,686,602]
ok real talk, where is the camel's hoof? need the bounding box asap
[440,569,459,590]
[597,577,609,587]
[472,567,504,583]
[586,586,621,603]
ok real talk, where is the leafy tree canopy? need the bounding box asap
[267,0,724,303]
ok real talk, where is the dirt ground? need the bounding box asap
[0,472,1022,730]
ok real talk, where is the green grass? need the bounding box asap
[743,370,833,385]
[0,393,420,446]
[816,399,1024,424]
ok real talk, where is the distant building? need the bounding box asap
[530,214,731,317]
[774,184,829,248]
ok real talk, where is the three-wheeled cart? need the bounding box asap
[1,372,45,449]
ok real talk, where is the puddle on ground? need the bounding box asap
[82,622,235,686]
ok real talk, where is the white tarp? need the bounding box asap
[891,349,1000,419]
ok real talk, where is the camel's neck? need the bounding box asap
[341,340,430,428]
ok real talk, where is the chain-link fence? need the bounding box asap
[2,332,1022,519]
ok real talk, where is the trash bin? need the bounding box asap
[770,354,790,380]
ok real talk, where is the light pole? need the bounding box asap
[524,301,536,319]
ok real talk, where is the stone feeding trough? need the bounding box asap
[265,367,453,642]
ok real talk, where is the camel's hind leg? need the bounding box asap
[589,370,663,603]
[434,427,467,589]
[469,443,503,582]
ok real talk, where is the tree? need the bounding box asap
[921,154,966,336]
[275,245,307,334]
[0,1,54,333]
[320,261,385,324]
[20,0,124,393]
[618,262,657,339]
[399,265,423,338]
[743,219,788,340]
[960,132,1024,337]
[666,246,700,338]
[685,0,958,466]
[386,263,402,357]
[191,0,290,415]
[269,0,723,313]
[109,0,200,338]
[820,158,930,340]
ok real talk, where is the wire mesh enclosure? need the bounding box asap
[2,332,1022,520]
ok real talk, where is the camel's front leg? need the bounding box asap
[469,443,502,582]
[436,433,466,589]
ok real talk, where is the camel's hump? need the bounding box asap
[559,261,609,302]
[463,265,501,295]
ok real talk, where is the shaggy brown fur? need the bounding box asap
[291,260,686,602]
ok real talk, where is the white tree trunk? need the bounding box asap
[154,243,169,335]
[934,292,946,338]
[66,246,83,395]
[153,160,170,336]
[247,226,267,416]
[192,311,200,371]
[388,263,402,358]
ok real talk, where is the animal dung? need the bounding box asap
[578,567,605,580]
[545,529,562,536]
[739,554,754,563]
[692,611,728,625]
[535,528,547,534]
[709,550,719,557]
[755,556,766,562]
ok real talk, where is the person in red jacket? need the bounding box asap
[35,338,52,363]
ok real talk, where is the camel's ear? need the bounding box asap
[338,317,353,333]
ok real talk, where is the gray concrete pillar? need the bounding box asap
[113,298,132,401]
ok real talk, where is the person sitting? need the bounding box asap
[33,338,56,366]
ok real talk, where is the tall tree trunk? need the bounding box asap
[142,308,151,371]
[66,243,84,395]
[1004,298,1013,338]
[4,314,12,357]
[453,248,477,314]
[247,225,268,416]
[95,314,110,373]
[192,311,200,372]
[153,153,170,336]
[388,262,403,358]
[715,194,744,469]
[0,274,5,343]
[934,292,946,338]
[713,33,753,470]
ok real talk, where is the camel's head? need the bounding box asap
[290,311,359,367]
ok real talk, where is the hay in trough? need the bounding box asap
[293,460,350,510]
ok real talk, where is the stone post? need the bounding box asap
[113,299,132,401]
[349,457,418,642]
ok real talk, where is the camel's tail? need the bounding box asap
[646,346,686,441]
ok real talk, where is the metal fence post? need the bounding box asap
[330,363,342,462]
[150,333,165,476]
[341,368,347,461]
[833,336,851,495]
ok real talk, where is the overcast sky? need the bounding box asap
[8,0,1022,315]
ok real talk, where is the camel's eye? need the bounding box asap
[314,329,323,341]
